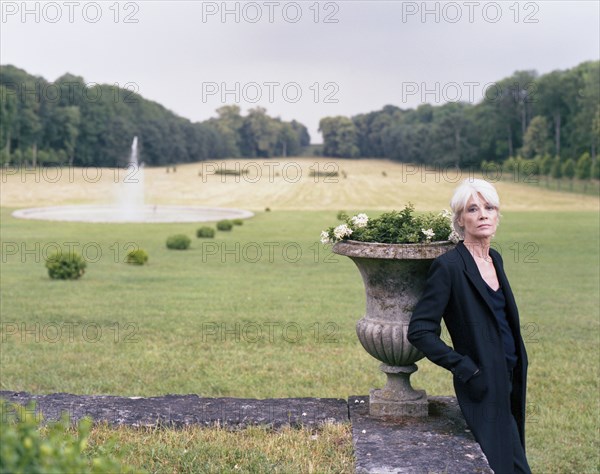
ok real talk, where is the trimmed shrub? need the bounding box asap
[196,226,216,238]
[214,168,248,176]
[45,251,86,280]
[126,249,149,265]
[0,400,139,473]
[166,234,191,250]
[232,219,243,226]
[216,220,233,231]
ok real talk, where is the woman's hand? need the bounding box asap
[466,369,488,401]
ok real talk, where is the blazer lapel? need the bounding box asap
[457,241,497,320]
[490,251,521,332]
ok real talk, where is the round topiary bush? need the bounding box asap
[45,251,86,280]
[196,226,216,238]
[166,234,191,250]
[216,220,233,231]
[126,249,149,265]
[232,219,243,226]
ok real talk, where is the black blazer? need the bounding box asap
[408,241,528,474]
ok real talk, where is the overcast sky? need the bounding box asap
[1,1,599,142]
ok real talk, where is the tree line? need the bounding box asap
[0,65,310,167]
[319,61,600,180]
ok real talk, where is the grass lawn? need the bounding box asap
[1,160,598,472]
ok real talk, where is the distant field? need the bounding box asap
[1,159,598,473]
[1,158,598,212]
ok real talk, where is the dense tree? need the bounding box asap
[317,60,598,191]
[536,70,569,156]
[521,116,550,158]
[3,61,599,181]
[0,65,310,166]
[319,116,360,158]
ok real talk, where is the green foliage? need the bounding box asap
[308,169,339,179]
[592,157,600,180]
[537,155,553,176]
[0,66,310,167]
[576,152,592,180]
[0,400,140,474]
[45,251,86,280]
[318,116,360,158]
[216,220,233,231]
[126,249,149,265]
[12,149,23,165]
[196,226,216,238]
[0,148,9,165]
[318,61,599,168]
[522,115,550,158]
[323,204,453,244]
[336,211,348,221]
[551,156,563,179]
[214,168,247,176]
[166,234,191,250]
[232,219,243,226]
[562,158,576,179]
[502,156,517,172]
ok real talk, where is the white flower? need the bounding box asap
[333,224,353,240]
[320,230,332,244]
[351,213,369,228]
[421,228,435,241]
[440,209,452,220]
[448,230,461,244]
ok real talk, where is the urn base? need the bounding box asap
[369,388,428,418]
[368,363,429,418]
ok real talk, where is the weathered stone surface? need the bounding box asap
[0,391,348,429]
[350,395,492,474]
[369,388,429,419]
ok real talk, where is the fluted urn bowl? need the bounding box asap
[333,239,455,417]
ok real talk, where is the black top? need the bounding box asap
[485,282,518,371]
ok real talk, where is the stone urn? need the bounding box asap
[333,240,455,418]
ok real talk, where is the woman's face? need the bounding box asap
[457,193,499,242]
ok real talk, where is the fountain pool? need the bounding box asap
[11,137,254,224]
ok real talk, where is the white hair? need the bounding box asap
[450,178,501,239]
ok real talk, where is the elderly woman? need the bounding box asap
[407,178,531,474]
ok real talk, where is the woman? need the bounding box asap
[407,178,531,474]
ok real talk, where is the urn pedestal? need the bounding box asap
[333,240,455,418]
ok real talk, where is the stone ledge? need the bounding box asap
[349,395,492,473]
[0,391,348,429]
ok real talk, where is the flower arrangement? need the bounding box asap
[320,203,460,245]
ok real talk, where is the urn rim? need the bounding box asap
[332,239,455,260]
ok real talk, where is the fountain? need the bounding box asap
[119,136,145,220]
[12,137,254,224]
